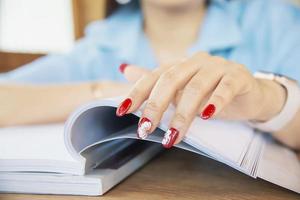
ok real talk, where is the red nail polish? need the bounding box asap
[119,63,128,74]
[201,104,216,120]
[137,117,152,139]
[162,128,179,149]
[116,98,132,117]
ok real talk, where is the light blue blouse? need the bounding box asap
[1,0,300,84]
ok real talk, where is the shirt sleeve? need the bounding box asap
[268,4,300,82]
[0,35,102,84]
[275,28,300,82]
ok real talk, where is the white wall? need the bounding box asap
[0,0,75,53]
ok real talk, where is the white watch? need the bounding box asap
[248,71,300,133]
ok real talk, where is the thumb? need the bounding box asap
[122,64,151,83]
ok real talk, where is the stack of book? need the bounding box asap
[0,98,299,195]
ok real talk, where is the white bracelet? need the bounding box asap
[248,72,300,133]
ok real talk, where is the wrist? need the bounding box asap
[254,79,287,122]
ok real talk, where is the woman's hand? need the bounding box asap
[116,52,287,148]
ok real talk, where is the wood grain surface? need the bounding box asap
[0,148,299,200]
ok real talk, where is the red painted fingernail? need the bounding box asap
[201,104,216,120]
[116,98,132,117]
[137,117,152,139]
[119,63,128,74]
[162,128,179,149]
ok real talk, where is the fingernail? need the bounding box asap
[162,128,179,149]
[119,63,128,74]
[137,117,152,139]
[201,104,216,120]
[116,98,132,117]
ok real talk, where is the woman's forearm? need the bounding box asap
[0,82,130,127]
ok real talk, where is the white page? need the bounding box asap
[258,137,300,193]
[0,124,75,162]
[66,99,255,167]
[160,107,254,164]
[0,140,163,196]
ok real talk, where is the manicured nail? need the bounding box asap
[137,117,152,139]
[162,128,179,149]
[116,98,132,117]
[201,104,216,120]
[119,63,128,74]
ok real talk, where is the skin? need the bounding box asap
[142,0,206,64]
[0,0,299,150]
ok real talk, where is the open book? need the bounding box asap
[0,98,300,195]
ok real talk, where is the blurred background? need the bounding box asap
[0,0,110,72]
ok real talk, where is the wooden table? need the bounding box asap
[0,149,299,200]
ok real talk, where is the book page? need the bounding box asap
[0,124,75,162]
[160,106,254,164]
[66,99,255,168]
[258,136,300,193]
